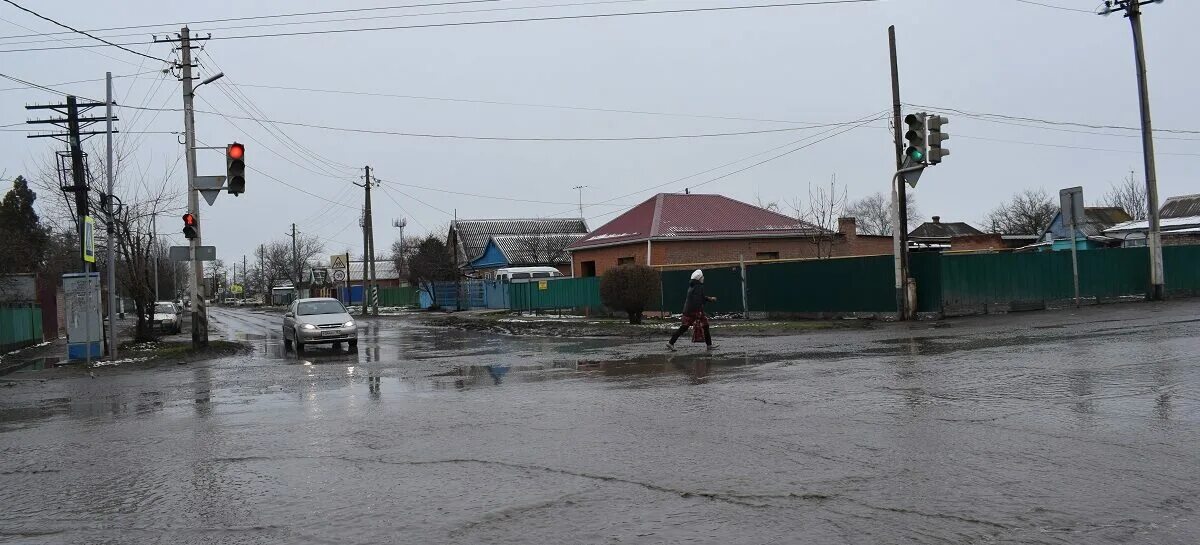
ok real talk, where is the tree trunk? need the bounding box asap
[628,310,643,324]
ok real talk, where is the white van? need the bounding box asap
[496,267,565,283]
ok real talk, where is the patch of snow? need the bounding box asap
[585,232,639,241]
[92,356,153,367]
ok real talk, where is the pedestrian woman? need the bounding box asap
[668,269,717,351]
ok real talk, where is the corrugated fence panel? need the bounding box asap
[0,304,42,353]
[660,266,744,315]
[509,278,604,311]
[377,286,419,307]
[1077,247,1149,299]
[909,252,943,313]
[748,255,897,313]
[1164,244,1200,296]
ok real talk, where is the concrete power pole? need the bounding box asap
[888,25,911,320]
[357,166,378,316]
[1100,1,1165,300]
[180,27,208,348]
[290,223,299,297]
[572,185,588,219]
[105,72,118,358]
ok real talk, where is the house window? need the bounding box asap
[581,261,597,277]
[756,252,780,260]
[617,257,636,266]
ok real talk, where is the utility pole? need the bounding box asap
[572,185,588,219]
[1100,0,1165,300]
[180,27,208,348]
[356,166,378,316]
[105,72,118,358]
[290,223,299,296]
[888,25,911,320]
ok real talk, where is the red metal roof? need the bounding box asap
[568,193,825,250]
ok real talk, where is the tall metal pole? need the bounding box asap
[181,27,208,348]
[65,96,90,273]
[152,214,160,302]
[889,25,909,320]
[291,223,299,296]
[105,73,118,359]
[360,171,370,317]
[1128,4,1164,300]
[364,166,378,315]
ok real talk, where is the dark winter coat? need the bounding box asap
[682,280,708,314]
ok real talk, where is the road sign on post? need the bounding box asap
[82,216,96,263]
[169,245,217,261]
[330,254,347,269]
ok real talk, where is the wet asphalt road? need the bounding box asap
[1,302,1198,544]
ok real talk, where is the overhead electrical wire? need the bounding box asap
[908,102,1200,136]
[0,0,172,63]
[0,0,654,46]
[1007,0,1097,14]
[195,137,361,211]
[0,1,883,53]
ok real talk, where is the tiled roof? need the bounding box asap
[568,193,826,250]
[451,218,588,262]
[1161,194,1200,219]
[348,260,399,281]
[909,220,983,240]
[491,233,585,266]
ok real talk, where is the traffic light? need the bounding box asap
[226,142,245,195]
[927,115,950,164]
[182,213,198,239]
[903,113,928,166]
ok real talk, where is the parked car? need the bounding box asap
[153,301,183,334]
[282,297,358,352]
[223,297,237,305]
[496,266,564,283]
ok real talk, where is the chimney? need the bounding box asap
[837,217,857,237]
[932,215,941,224]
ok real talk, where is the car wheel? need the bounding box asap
[348,339,358,350]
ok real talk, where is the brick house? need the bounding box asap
[1104,194,1200,247]
[566,193,892,277]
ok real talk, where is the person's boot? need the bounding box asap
[666,342,676,352]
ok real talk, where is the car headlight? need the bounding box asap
[301,323,317,330]
[344,321,355,328]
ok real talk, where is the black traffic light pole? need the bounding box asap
[889,26,911,320]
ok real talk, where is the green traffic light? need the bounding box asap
[910,149,924,160]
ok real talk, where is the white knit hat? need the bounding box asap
[691,269,704,282]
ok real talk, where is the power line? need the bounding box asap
[1007,0,1097,14]
[955,133,1200,157]
[0,0,171,63]
[0,1,883,52]
[226,81,833,126]
[0,15,149,68]
[0,0,653,46]
[0,0,512,40]
[908,102,1200,136]
[195,138,362,210]
[0,70,160,93]
[375,178,629,206]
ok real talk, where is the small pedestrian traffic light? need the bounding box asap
[182,212,198,239]
[903,113,928,166]
[927,115,950,165]
[226,142,246,195]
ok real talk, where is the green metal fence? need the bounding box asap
[1165,244,1200,296]
[661,266,744,315]
[748,255,897,313]
[509,277,604,312]
[377,286,419,307]
[0,304,43,354]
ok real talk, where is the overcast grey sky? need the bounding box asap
[3,0,1198,263]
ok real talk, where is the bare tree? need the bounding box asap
[1102,170,1148,221]
[791,174,848,258]
[754,191,781,213]
[510,221,572,268]
[391,235,421,281]
[263,235,324,292]
[846,191,919,236]
[983,188,1057,235]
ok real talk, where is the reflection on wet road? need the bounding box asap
[2,303,1198,544]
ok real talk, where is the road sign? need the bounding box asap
[332,269,346,282]
[1059,186,1085,227]
[538,280,549,291]
[169,245,217,261]
[330,254,347,269]
[230,283,244,295]
[82,216,96,263]
[196,175,226,206]
[311,268,329,285]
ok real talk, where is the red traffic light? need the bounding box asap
[227,142,244,160]
[183,213,196,226]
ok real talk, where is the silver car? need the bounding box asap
[282,298,358,352]
[153,301,183,334]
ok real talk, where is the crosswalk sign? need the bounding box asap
[82,216,96,263]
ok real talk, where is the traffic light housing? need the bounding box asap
[903,113,928,166]
[927,115,950,164]
[182,213,198,239]
[226,142,245,195]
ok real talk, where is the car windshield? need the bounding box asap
[155,304,175,313]
[297,300,346,316]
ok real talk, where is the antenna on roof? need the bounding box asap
[685,188,690,195]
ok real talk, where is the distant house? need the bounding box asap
[566,193,892,277]
[908,216,983,249]
[468,233,587,277]
[1104,194,1200,247]
[1033,207,1132,251]
[349,260,402,287]
[448,218,589,276]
